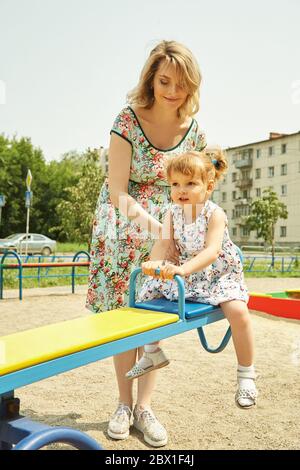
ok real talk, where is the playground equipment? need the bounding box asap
[0,267,232,450]
[0,250,90,300]
[248,291,300,320]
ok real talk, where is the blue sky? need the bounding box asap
[1,0,300,161]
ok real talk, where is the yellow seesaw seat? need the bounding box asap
[0,308,178,377]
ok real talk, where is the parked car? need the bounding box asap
[0,233,57,255]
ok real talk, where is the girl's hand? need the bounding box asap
[141,260,165,278]
[160,263,185,280]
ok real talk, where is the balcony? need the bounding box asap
[234,197,252,206]
[235,157,253,168]
[235,177,253,189]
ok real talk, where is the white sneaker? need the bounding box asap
[133,405,168,447]
[125,350,170,380]
[107,403,132,440]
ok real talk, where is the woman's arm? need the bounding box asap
[142,210,175,275]
[108,133,161,237]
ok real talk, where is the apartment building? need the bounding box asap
[98,146,109,174]
[213,131,300,247]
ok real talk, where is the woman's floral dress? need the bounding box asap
[138,200,249,305]
[86,106,206,313]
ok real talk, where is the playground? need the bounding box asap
[1,277,299,450]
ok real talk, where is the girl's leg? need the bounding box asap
[220,300,257,408]
[220,300,254,366]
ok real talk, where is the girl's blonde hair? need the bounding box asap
[127,40,201,119]
[165,149,228,184]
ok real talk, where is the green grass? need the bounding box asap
[2,266,89,289]
[56,242,89,254]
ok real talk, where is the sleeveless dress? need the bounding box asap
[86,106,206,313]
[138,200,249,305]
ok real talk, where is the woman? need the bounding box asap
[86,40,206,447]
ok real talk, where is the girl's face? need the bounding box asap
[152,60,188,111]
[169,171,213,207]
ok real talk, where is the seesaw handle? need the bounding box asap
[129,268,186,320]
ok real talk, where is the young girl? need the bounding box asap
[126,149,258,409]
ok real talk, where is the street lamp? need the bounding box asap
[25,170,33,256]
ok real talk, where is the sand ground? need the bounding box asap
[0,278,299,450]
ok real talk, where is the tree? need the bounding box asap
[245,188,288,267]
[54,148,104,247]
[0,134,48,237]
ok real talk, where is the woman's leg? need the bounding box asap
[107,349,138,440]
[220,300,254,366]
[133,347,168,447]
[113,349,138,408]
[136,347,159,406]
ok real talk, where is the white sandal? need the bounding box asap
[235,369,258,409]
[125,350,170,380]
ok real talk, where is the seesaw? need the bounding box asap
[248,290,300,320]
[0,268,232,450]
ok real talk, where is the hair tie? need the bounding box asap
[211,158,220,169]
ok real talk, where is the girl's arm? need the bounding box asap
[161,208,226,279]
[181,208,226,276]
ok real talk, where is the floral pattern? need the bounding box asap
[86,106,206,313]
[138,200,249,305]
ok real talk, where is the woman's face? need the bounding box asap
[152,60,189,111]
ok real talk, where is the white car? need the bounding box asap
[0,233,57,255]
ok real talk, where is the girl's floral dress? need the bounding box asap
[86,106,206,313]
[138,200,249,305]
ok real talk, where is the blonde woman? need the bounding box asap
[86,40,206,447]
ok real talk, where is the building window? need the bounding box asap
[268,146,274,156]
[232,209,235,219]
[281,185,287,196]
[222,192,227,202]
[232,227,237,236]
[256,188,261,197]
[255,168,261,179]
[232,191,236,200]
[280,226,287,237]
[281,143,287,154]
[232,172,237,182]
[241,227,250,237]
[268,166,275,177]
[280,164,287,175]
[223,176,227,184]
[256,149,261,159]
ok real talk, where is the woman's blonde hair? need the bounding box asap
[165,149,228,184]
[127,40,201,119]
